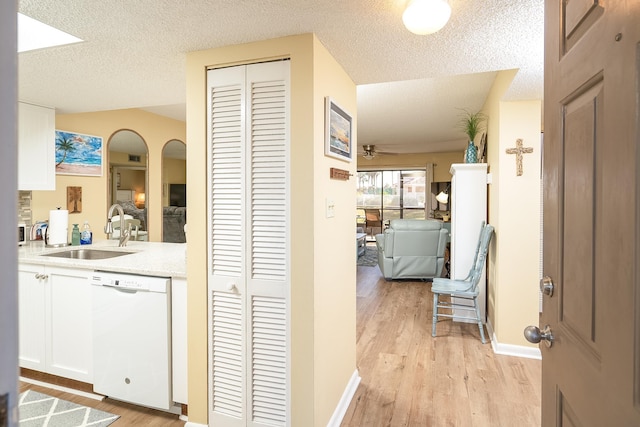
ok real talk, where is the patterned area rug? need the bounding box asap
[19,390,119,427]
[357,246,378,267]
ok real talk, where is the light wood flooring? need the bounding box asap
[19,259,540,427]
[341,262,541,426]
[19,372,185,426]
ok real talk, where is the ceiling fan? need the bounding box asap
[360,144,396,160]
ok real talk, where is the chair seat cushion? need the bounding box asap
[431,278,477,296]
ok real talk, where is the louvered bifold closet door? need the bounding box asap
[207,60,290,427]
[246,62,290,427]
[208,65,247,427]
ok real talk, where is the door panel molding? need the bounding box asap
[562,0,603,53]
[558,389,580,427]
[559,77,603,365]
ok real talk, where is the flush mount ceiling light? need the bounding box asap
[18,13,83,53]
[402,0,452,35]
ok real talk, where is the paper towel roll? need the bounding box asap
[48,209,69,246]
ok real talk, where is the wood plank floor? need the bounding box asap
[341,263,541,427]
[18,260,540,426]
[18,381,185,426]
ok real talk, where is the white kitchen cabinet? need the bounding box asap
[449,163,489,322]
[171,277,188,404]
[18,264,46,369]
[18,264,92,383]
[18,102,56,191]
[207,61,290,425]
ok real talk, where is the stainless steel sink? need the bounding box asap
[41,249,134,260]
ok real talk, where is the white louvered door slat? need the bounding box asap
[249,77,288,283]
[208,65,247,427]
[211,292,244,418]
[251,297,287,426]
[247,63,289,426]
[208,60,290,427]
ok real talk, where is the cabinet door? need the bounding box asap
[18,264,46,371]
[18,102,55,191]
[171,277,188,404]
[46,266,93,383]
[207,60,290,426]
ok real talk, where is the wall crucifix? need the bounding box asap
[506,138,534,176]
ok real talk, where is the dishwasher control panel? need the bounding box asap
[90,272,169,293]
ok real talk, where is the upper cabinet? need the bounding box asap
[18,102,55,190]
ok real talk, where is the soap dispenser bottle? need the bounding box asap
[80,221,92,245]
[71,224,81,246]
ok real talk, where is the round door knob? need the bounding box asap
[524,325,554,347]
[540,276,554,297]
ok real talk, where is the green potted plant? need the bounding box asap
[457,109,486,163]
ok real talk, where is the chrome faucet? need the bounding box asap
[105,203,131,247]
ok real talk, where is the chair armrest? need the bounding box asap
[437,228,448,256]
[375,233,385,251]
[376,228,395,257]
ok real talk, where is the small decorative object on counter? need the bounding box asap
[80,221,92,245]
[71,224,81,246]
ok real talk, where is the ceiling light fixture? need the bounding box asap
[402,0,451,35]
[362,144,377,160]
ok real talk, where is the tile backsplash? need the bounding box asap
[18,191,32,226]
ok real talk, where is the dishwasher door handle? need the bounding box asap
[102,284,142,294]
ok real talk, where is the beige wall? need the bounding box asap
[357,151,463,182]
[186,33,357,426]
[32,109,185,242]
[484,70,542,347]
[312,36,358,423]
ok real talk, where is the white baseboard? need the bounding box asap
[326,370,361,427]
[184,422,207,427]
[486,320,541,360]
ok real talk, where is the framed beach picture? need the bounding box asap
[325,97,353,162]
[55,130,103,176]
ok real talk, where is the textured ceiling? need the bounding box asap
[18,0,544,155]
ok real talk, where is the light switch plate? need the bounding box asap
[326,198,335,218]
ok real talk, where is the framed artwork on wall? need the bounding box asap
[324,97,353,162]
[55,130,103,176]
[67,186,82,213]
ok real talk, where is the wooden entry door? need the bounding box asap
[540,0,640,425]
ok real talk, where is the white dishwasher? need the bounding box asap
[91,271,172,410]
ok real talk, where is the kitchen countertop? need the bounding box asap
[19,239,187,278]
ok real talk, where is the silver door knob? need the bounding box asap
[524,325,554,347]
[540,276,554,297]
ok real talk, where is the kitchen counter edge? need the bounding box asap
[18,239,187,278]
